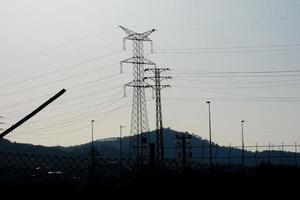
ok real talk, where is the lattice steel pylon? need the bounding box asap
[120,26,156,161]
[144,67,171,161]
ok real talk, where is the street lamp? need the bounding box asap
[90,120,95,183]
[91,120,95,151]
[206,101,213,168]
[241,120,245,168]
[120,125,126,162]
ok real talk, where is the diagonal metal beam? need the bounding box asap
[0,89,66,139]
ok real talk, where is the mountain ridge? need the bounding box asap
[0,128,299,166]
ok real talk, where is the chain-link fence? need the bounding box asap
[166,143,300,167]
[1,151,300,188]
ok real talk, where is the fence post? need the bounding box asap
[281,142,284,165]
[295,142,298,167]
[215,145,218,165]
[149,143,155,166]
[255,142,258,167]
[228,143,232,165]
[202,142,205,165]
[268,142,271,164]
[91,148,96,185]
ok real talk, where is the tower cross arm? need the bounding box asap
[140,29,156,40]
[145,84,171,88]
[141,29,156,37]
[121,57,156,66]
[145,68,171,72]
[144,76,172,80]
[120,25,156,41]
[119,25,136,36]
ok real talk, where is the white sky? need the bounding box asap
[1,0,300,149]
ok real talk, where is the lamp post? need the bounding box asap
[241,120,245,169]
[206,101,213,168]
[120,125,125,162]
[90,120,95,182]
[91,120,95,152]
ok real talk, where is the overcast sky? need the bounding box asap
[1,0,300,150]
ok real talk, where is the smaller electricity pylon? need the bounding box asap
[144,67,171,162]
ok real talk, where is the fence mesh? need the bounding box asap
[1,151,300,187]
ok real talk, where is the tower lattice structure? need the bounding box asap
[120,26,156,161]
[144,67,171,161]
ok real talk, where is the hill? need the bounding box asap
[0,128,299,166]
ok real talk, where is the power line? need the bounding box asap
[13,99,131,138]
[2,41,121,81]
[4,88,122,118]
[173,79,300,89]
[0,73,121,111]
[172,74,300,78]
[0,50,122,90]
[9,124,90,141]
[171,69,300,78]
[135,16,300,32]
[0,93,56,111]
[164,97,300,102]
[159,24,300,33]
[154,48,300,54]
[158,43,300,51]
[172,79,300,97]
[0,62,119,98]
[29,95,127,128]
[14,97,154,141]
[153,16,300,27]
[172,69,300,74]
[22,96,125,124]
[174,84,300,95]
[171,83,293,97]
[10,97,128,137]
[175,77,300,85]
[0,27,116,65]
[173,78,300,96]
[68,73,122,91]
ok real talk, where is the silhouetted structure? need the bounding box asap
[206,101,213,167]
[1,151,299,190]
[241,120,245,168]
[144,67,171,162]
[120,26,156,162]
[175,132,192,165]
[0,89,66,139]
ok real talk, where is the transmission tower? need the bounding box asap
[120,26,156,161]
[0,116,5,132]
[144,67,171,161]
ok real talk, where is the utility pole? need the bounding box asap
[90,120,95,184]
[120,125,125,162]
[91,120,95,154]
[206,101,213,168]
[144,67,171,162]
[241,120,245,169]
[120,26,156,162]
